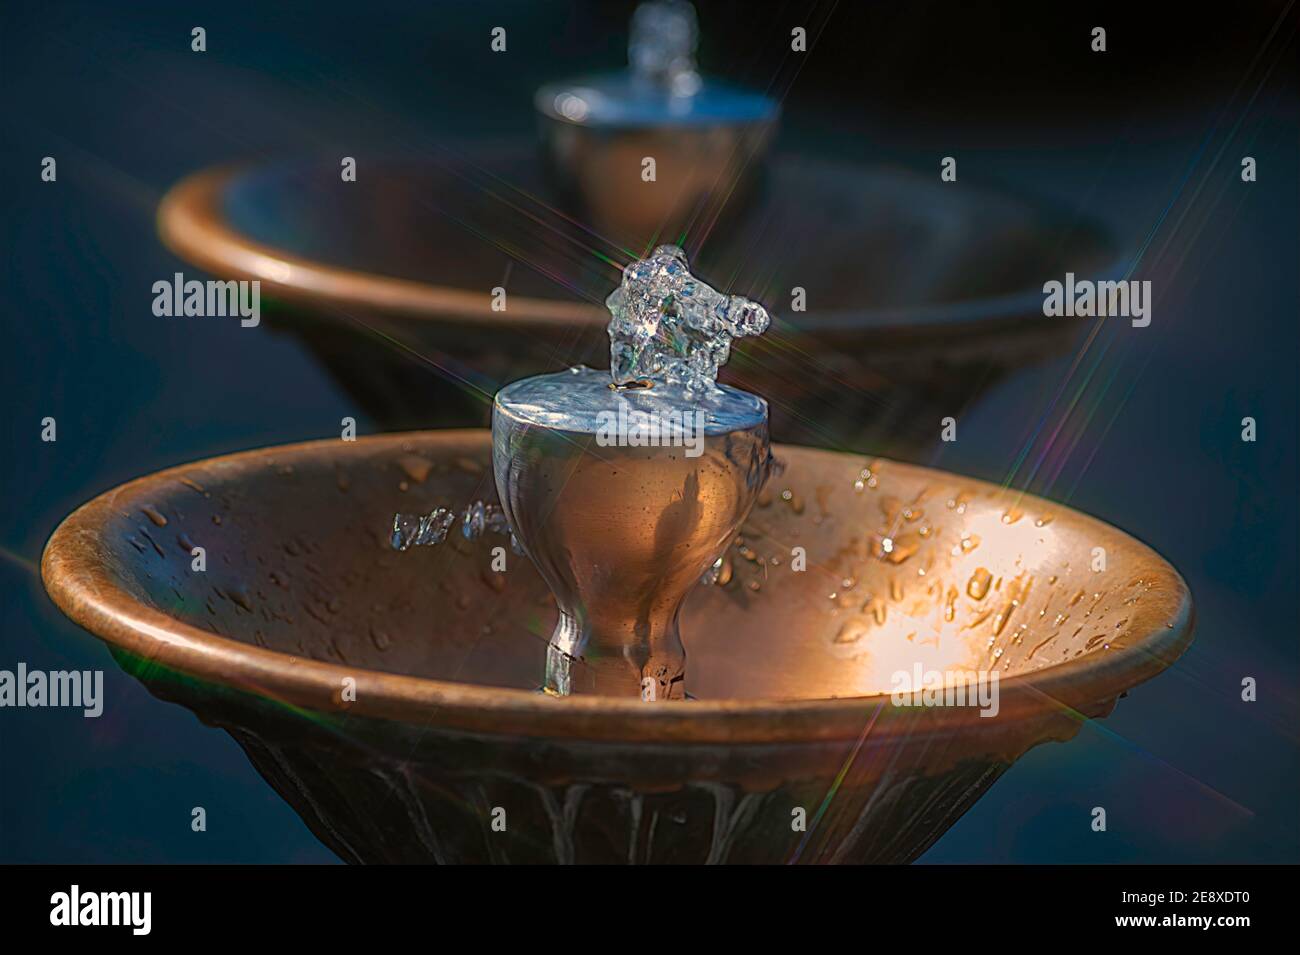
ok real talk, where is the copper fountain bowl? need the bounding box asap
[41,431,1192,863]
[156,153,1123,454]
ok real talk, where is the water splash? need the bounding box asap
[629,0,700,95]
[606,244,771,396]
[391,501,519,553]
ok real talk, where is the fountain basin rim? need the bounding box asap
[157,165,602,329]
[157,157,1123,336]
[41,430,1194,745]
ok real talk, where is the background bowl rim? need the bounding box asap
[156,155,1126,336]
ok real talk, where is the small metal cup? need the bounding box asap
[493,372,770,701]
[535,1,779,245]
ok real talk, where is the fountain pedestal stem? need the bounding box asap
[544,609,686,700]
[492,370,769,701]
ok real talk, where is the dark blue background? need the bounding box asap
[2,0,1296,862]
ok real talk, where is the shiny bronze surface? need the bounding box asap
[493,388,770,700]
[536,121,776,243]
[41,432,1192,863]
